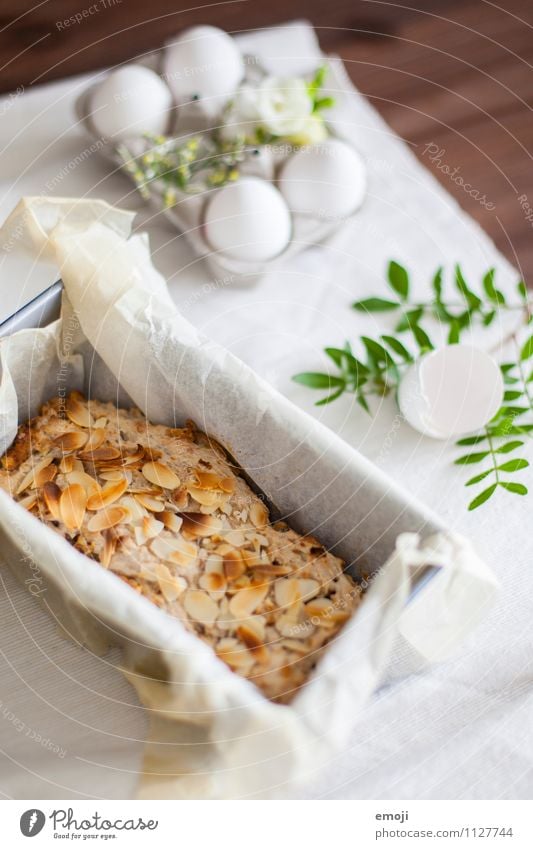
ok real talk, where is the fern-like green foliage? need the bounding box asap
[293,261,532,510]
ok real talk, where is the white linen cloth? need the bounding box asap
[0,21,530,800]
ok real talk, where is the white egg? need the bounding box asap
[90,65,171,142]
[398,344,504,439]
[278,138,366,219]
[163,26,244,112]
[203,177,292,263]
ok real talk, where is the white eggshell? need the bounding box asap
[90,65,171,142]
[278,138,366,219]
[398,344,504,439]
[204,177,291,263]
[163,26,244,108]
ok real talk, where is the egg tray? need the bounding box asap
[75,48,366,286]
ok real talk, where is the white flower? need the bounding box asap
[255,76,313,136]
[285,114,328,145]
[220,84,261,142]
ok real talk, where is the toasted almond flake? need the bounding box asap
[298,579,321,601]
[237,617,266,649]
[274,578,302,610]
[59,455,75,474]
[66,395,93,428]
[78,445,122,463]
[160,510,183,534]
[54,431,88,454]
[219,547,246,582]
[66,469,101,498]
[87,478,128,510]
[187,486,225,507]
[142,461,180,490]
[229,581,269,619]
[252,563,292,578]
[84,428,106,452]
[122,445,145,466]
[119,495,147,522]
[87,505,129,532]
[142,514,164,540]
[93,417,107,428]
[134,525,148,546]
[59,483,87,530]
[18,491,38,510]
[42,481,61,519]
[181,512,223,539]
[216,639,255,672]
[15,456,53,495]
[133,493,164,512]
[250,501,269,528]
[275,613,315,639]
[100,529,117,568]
[156,563,187,602]
[190,470,235,493]
[183,589,218,626]
[199,571,227,593]
[99,469,131,483]
[305,598,350,627]
[224,529,246,547]
[34,462,57,488]
[150,535,197,567]
[281,638,310,654]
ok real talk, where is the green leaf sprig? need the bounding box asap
[293,261,533,510]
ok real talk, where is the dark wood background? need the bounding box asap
[1,0,532,279]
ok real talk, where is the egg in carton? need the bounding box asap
[75,26,366,285]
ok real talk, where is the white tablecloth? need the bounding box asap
[0,22,531,800]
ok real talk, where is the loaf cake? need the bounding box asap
[0,392,362,702]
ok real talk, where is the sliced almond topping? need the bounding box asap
[199,571,227,593]
[223,529,246,547]
[87,505,129,532]
[276,614,315,639]
[142,514,164,540]
[66,470,101,498]
[229,580,269,619]
[187,486,225,507]
[250,501,269,528]
[160,510,183,534]
[15,456,52,494]
[180,512,223,539]
[142,461,180,490]
[18,491,38,510]
[274,578,302,610]
[54,431,88,454]
[150,535,197,567]
[42,481,61,520]
[156,563,187,602]
[190,470,235,493]
[34,462,57,488]
[237,616,266,648]
[134,493,164,512]
[87,478,128,510]
[216,638,254,671]
[297,579,321,602]
[59,483,87,530]
[252,563,292,578]
[219,546,246,582]
[305,598,350,627]
[59,455,75,474]
[100,529,117,568]
[122,444,145,466]
[66,394,93,428]
[281,638,309,654]
[84,427,106,452]
[93,417,107,428]
[183,589,219,626]
[119,495,147,523]
[99,469,131,482]
[78,445,122,463]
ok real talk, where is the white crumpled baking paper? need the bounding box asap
[0,197,498,799]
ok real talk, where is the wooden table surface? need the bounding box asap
[1,0,532,279]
